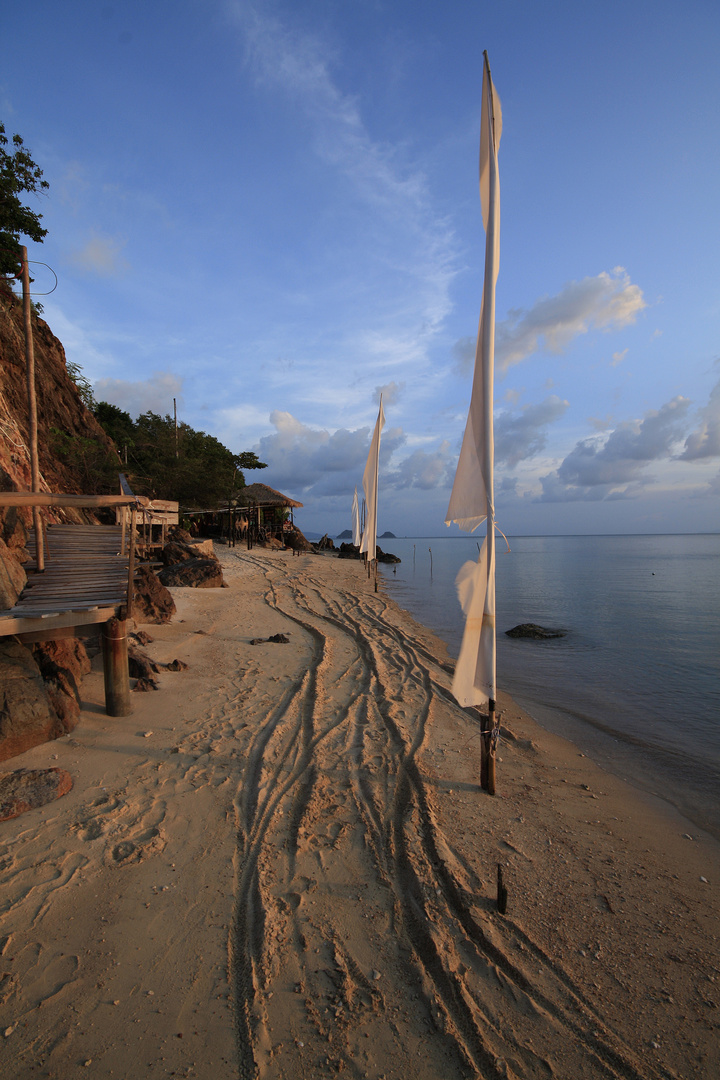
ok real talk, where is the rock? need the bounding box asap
[317,534,335,550]
[165,659,188,671]
[505,623,567,640]
[131,630,154,646]
[169,527,194,544]
[132,677,159,692]
[31,637,91,729]
[250,633,290,645]
[0,767,73,822]
[161,540,219,567]
[376,545,400,564]
[0,639,71,762]
[338,542,361,560]
[161,541,195,566]
[158,558,224,589]
[283,526,312,551]
[128,646,160,681]
[0,537,26,609]
[132,565,176,623]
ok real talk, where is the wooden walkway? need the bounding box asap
[0,524,132,640]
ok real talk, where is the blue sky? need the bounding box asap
[3,0,719,535]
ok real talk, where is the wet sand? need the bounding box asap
[0,546,718,1079]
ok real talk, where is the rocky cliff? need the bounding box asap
[0,282,121,760]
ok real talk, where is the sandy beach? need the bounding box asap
[0,545,718,1080]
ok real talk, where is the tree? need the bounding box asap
[92,404,268,508]
[0,123,49,277]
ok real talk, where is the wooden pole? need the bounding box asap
[126,504,137,617]
[20,247,44,572]
[102,617,131,716]
[480,713,489,790]
[487,699,497,796]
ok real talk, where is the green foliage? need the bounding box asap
[0,123,49,276]
[92,405,267,508]
[50,428,119,493]
[66,360,96,410]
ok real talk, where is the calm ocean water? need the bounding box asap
[376,534,720,839]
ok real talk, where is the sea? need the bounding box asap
[376,534,720,841]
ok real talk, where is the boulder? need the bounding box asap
[132,565,177,624]
[283,526,312,551]
[0,767,73,822]
[31,637,91,729]
[162,540,219,566]
[0,638,70,762]
[338,542,361,560]
[376,545,401,564]
[169,527,194,544]
[157,558,224,589]
[505,623,567,640]
[0,537,26,609]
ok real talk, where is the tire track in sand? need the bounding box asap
[228,552,662,1080]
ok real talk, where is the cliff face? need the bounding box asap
[1,284,122,761]
[1,285,120,513]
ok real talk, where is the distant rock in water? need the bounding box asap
[380,531,397,538]
[505,623,567,640]
[337,529,353,539]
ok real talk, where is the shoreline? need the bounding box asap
[0,545,718,1079]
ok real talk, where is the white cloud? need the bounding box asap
[70,232,130,276]
[373,381,405,407]
[495,269,646,372]
[494,396,570,468]
[93,372,184,418]
[680,377,720,460]
[540,395,691,500]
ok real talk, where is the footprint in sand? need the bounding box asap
[23,952,79,1007]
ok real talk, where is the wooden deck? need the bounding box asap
[0,525,133,640]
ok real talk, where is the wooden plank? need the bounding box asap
[0,607,119,636]
[0,492,150,508]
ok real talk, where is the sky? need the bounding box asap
[3,0,719,536]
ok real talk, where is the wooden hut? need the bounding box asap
[232,483,303,545]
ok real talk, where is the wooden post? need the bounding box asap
[126,505,137,616]
[120,506,127,556]
[497,863,508,913]
[20,247,44,572]
[102,618,131,716]
[480,714,489,790]
[487,699,497,796]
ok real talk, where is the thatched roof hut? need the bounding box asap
[234,484,303,509]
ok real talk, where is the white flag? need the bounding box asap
[359,398,385,564]
[352,486,361,546]
[445,54,501,708]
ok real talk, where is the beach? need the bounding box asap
[0,546,718,1080]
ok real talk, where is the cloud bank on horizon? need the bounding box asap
[5,0,719,534]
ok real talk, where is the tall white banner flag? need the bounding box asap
[351,486,361,547]
[445,54,501,708]
[359,398,385,564]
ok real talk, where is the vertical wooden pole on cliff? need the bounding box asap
[20,247,44,572]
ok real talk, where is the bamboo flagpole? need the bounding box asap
[359,397,385,592]
[20,247,45,572]
[444,52,502,794]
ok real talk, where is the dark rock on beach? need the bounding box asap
[132,565,177,623]
[0,767,73,822]
[158,558,224,589]
[505,623,567,640]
